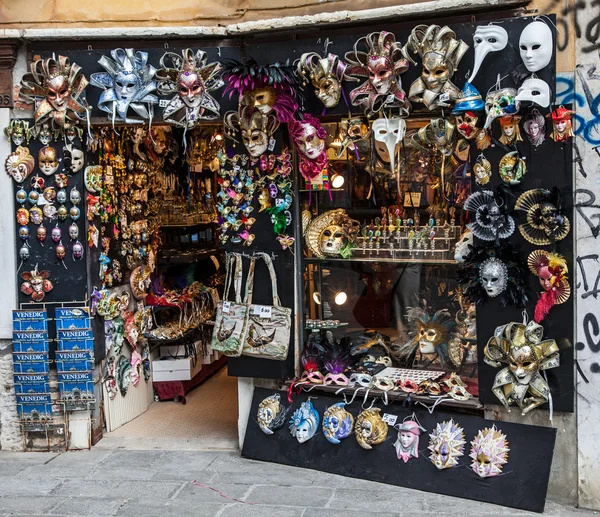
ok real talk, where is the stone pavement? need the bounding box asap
[0,450,597,517]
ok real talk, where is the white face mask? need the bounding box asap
[454,229,473,263]
[480,258,508,297]
[515,77,550,108]
[372,117,406,175]
[519,21,553,73]
[469,25,508,83]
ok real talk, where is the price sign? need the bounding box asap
[253,305,272,319]
[403,192,421,207]
[222,301,231,314]
[158,99,169,108]
[382,413,398,426]
[0,70,13,108]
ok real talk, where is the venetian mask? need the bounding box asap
[69,223,79,240]
[37,124,54,145]
[297,53,353,109]
[454,111,480,140]
[428,419,465,470]
[473,154,492,186]
[337,117,370,158]
[498,116,522,146]
[484,87,520,129]
[470,426,509,478]
[257,394,287,435]
[289,114,328,182]
[464,190,515,242]
[394,418,426,463]
[550,106,575,142]
[38,147,59,176]
[454,229,473,263]
[304,209,360,259]
[320,224,345,255]
[293,120,325,160]
[4,120,30,146]
[528,250,570,322]
[480,257,508,297]
[224,106,279,159]
[469,24,508,82]
[65,145,85,173]
[516,77,550,108]
[5,146,35,183]
[416,319,449,354]
[519,21,553,73]
[322,402,354,444]
[515,188,570,245]
[355,408,388,450]
[20,267,53,302]
[523,110,546,147]
[372,117,406,174]
[289,401,320,443]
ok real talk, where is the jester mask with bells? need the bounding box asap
[90,48,158,125]
[484,320,559,415]
[222,58,299,123]
[470,425,509,478]
[428,419,465,470]
[297,53,356,109]
[355,408,388,450]
[257,393,288,435]
[372,117,406,179]
[4,120,31,147]
[404,25,469,110]
[19,55,89,133]
[224,106,279,158]
[156,48,223,128]
[528,250,570,323]
[515,188,570,245]
[288,114,328,182]
[345,31,411,117]
[303,208,360,259]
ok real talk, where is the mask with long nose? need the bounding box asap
[468,25,508,83]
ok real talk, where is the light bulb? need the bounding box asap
[331,173,344,189]
[334,291,347,305]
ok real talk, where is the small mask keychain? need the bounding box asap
[523,109,546,147]
[72,240,84,261]
[29,206,43,225]
[17,243,30,272]
[51,225,62,243]
[473,154,492,186]
[69,223,79,240]
[17,208,29,226]
[56,241,67,268]
[70,206,81,221]
[16,188,27,205]
[37,224,47,246]
[57,205,68,221]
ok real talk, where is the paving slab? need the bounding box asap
[49,480,117,499]
[173,482,253,505]
[48,497,124,516]
[97,451,165,469]
[0,495,62,514]
[218,503,306,517]
[114,500,224,517]
[246,485,333,508]
[0,478,63,497]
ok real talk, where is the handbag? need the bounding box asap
[211,253,250,357]
[242,252,292,361]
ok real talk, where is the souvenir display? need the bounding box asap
[473,154,492,186]
[528,250,570,322]
[20,267,53,301]
[156,48,223,128]
[4,120,31,146]
[405,25,469,110]
[355,408,388,449]
[484,320,559,414]
[258,393,288,435]
[523,109,546,147]
[428,419,465,469]
[498,151,526,185]
[514,188,570,244]
[394,415,426,463]
[484,85,520,129]
[5,146,35,183]
[289,400,320,443]
[468,24,508,83]
[519,21,553,72]
[515,77,551,108]
[549,106,575,142]
[345,31,411,116]
[303,208,360,259]
[464,190,515,242]
[498,116,522,146]
[470,425,509,478]
[322,402,354,444]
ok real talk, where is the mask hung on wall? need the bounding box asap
[394,417,426,463]
[257,393,288,435]
[19,55,89,134]
[90,48,158,126]
[345,31,411,116]
[156,48,223,128]
[515,188,570,245]
[322,402,354,444]
[498,115,522,146]
[34,123,57,146]
[549,106,575,142]
[515,77,551,108]
[484,320,559,414]
[523,109,547,147]
[288,114,329,187]
[454,228,473,263]
[289,400,320,443]
[484,83,520,129]
[222,58,299,123]
[428,419,465,470]
[20,267,53,302]
[519,21,553,73]
[297,52,356,109]
[64,144,85,174]
[468,24,509,83]
[5,146,35,183]
[372,117,406,179]
[473,154,492,186]
[470,426,510,478]
[528,250,570,322]
[4,120,31,146]
[337,116,371,158]
[464,190,515,242]
[38,146,59,176]
[224,106,279,159]
[355,408,388,450]
[404,25,469,110]
[303,208,360,259]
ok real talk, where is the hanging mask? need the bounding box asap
[480,257,508,297]
[470,426,509,478]
[4,120,30,146]
[428,419,465,469]
[257,393,288,435]
[516,77,551,108]
[468,24,509,82]
[56,242,67,260]
[473,154,492,186]
[55,173,69,189]
[288,115,328,181]
[17,208,29,226]
[70,206,81,221]
[30,175,44,191]
[464,190,515,241]
[57,205,68,221]
[57,189,67,204]
[43,186,56,203]
[394,417,426,463]
[454,111,481,140]
[372,117,406,175]
[37,225,47,244]
[355,408,388,450]
[452,83,486,114]
[72,241,84,260]
[16,188,27,205]
[454,229,473,263]
[337,116,370,158]
[515,188,570,245]
[523,109,546,147]
[18,226,29,241]
[19,243,30,262]
[27,190,40,205]
[70,187,82,205]
[20,267,53,302]
[51,226,62,243]
[528,250,570,322]
[549,106,575,142]
[224,106,279,159]
[43,203,57,220]
[38,146,59,176]
[29,207,43,225]
[498,116,522,146]
[5,147,35,184]
[499,151,527,185]
[322,402,354,444]
[289,401,320,443]
[519,21,553,73]
[64,145,85,173]
[484,87,520,129]
[304,209,360,259]
[69,223,79,240]
[297,53,355,109]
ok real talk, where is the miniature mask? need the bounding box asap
[16,188,27,205]
[38,146,59,176]
[5,146,35,183]
[57,189,67,204]
[484,320,559,414]
[405,25,469,110]
[454,229,473,263]
[355,408,388,450]
[519,21,553,73]
[4,120,30,146]
[468,24,508,83]
[516,77,550,108]
[528,250,570,322]
[29,207,43,225]
[289,401,320,443]
[51,226,62,243]
[70,187,81,205]
[523,109,546,147]
[499,151,527,185]
[345,31,411,116]
[549,106,575,142]
[498,116,522,146]
[303,209,360,259]
[297,53,355,109]
[69,223,79,240]
[372,117,406,177]
[18,226,29,241]
[480,257,508,297]
[454,111,481,140]
[515,188,570,245]
[484,86,520,129]
[28,190,39,204]
[394,417,426,463]
[464,190,515,242]
[288,115,328,182]
[428,419,465,469]
[37,225,47,243]
[257,393,288,435]
[322,402,354,444]
[19,243,30,262]
[36,123,55,145]
[20,267,53,302]
[224,106,279,159]
[473,154,492,186]
[470,426,509,478]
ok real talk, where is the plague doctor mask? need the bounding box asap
[519,21,553,73]
[372,117,406,175]
[468,24,508,83]
[516,77,551,108]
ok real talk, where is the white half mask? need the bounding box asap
[372,117,406,175]
[519,21,553,73]
[67,145,85,173]
[515,77,550,108]
[454,229,473,263]
[480,257,508,298]
[469,25,508,83]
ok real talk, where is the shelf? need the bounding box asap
[160,221,217,228]
[158,248,220,264]
[304,256,457,265]
[299,188,345,192]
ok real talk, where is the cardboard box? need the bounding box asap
[152,355,202,382]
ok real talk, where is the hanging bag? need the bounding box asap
[242,252,292,361]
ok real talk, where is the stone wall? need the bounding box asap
[0,339,21,451]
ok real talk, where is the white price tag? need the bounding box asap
[382,413,398,426]
[253,305,272,319]
[439,92,450,103]
[222,301,231,314]
[268,137,276,152]
[159,99,169,108]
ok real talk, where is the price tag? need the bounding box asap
[439,92,450,103]
[222,301,231,314]
[253,305,272,319]
[268,137,276,152]
[382,413,398,426]
[403,192,421,207]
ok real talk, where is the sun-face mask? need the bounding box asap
[515,188,570,245]
[372,117,406,176]
[549,106,575,142]
[528,250,570,323]
[516,77,551,108]
[224,106,279,158]
[289,401,320,443]
[322,402,354,444]
[257,393,288,435]
[519,21,553,73]
[429,419,465,470]
[470,425,509,478]
[38,146,59,176]
[468,24,509,83]
[5,146,35,183]
[297,53,356,109]
[394,417,426,463]
[4,120,31,146]
[303,208,360,259]
[355,408,388,450]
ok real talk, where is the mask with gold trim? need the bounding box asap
[428,419,465,469]
[470,425,509,478]
[257,393,288,435]
[355,408,388,450]
[297,53,356,109]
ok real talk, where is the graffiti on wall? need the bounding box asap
[548,0,600,53]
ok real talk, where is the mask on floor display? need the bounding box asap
[428,419,465,470]
[549,106,575,142]
[322,402,354,444]
[470,426,509,478]
[4,120,31,146]
[257,393,288,435]
[20,267,53,302]
[355,408,388,450]
[289,401,320,443]
[90,48,158,125]
[484,320,559,414]
[345,31,411,116]
[18,55,89,133]
[515,188,570,245]
[473,154,492,186]
[454,228,473,263]
[394,416,426,463]
[288,114,328,183]
[5,146,35,183]
[516,77,551,108]
[464,190,515,242]
[468,24,508,83]
[224,106,279,158]
[519,21,553,72]
[523,109,547,147]
[303,208,361,259]
[156,48,223,127]
[528,250,570,323]
[405,25,469,110]
[484,85,520,129]
[372,117,406,176]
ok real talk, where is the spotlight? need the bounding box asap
[331,173,345,189]
[334,291,347,305]
[313,292,322,305]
